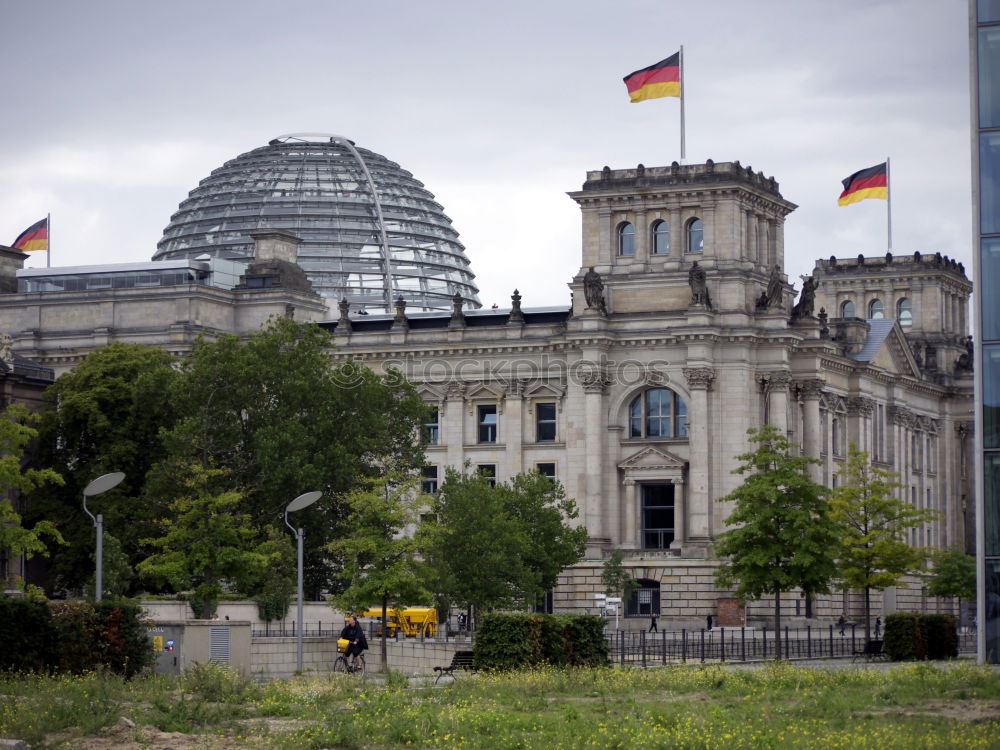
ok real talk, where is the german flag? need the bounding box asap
[11,217,48,252]
[624,53,680,103]
[838,163,888,206]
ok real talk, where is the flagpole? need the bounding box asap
[47,213,51,268]
[885,157,892,252]
[679,45,686,163]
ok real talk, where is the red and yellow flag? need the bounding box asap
[11,217,48,252]
[838,163,888,206]
[623,53,680,103]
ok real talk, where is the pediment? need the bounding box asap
[875,326,920,378]
[618,446,686,472]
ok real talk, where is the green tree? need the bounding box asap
[0,403,65,587]
[601,549,638,602]
[153,317,427,596]
[27,343,178,593]
[714,425,839,659]
[927,547,976,602]
[84,532,132,600]
[829,444,938,644]
[137,463,291,617]
[330,476,432,671]
[419,467,586,621]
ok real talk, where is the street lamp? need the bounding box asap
[285,490,322,673]
[81,472,125,602]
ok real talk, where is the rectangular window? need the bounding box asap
[986,240,1000,340]
[424,407,439,445]
[478,464,496,487]
[982,25,1000,126]
[536,402,556,442]
[477,404,497,443]
[642,484,675,549]
[986,346,1000,449]
[421,465,438,495]
[646,389,671,437]
[536,462,556,482]
[982,131,1000,233]
[982,0,1000,23]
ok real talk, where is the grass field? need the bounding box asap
[2,661,999,749]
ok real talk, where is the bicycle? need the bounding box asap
[333,653,366,676]
[334,637,366,676]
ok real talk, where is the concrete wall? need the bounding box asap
[142,600,347,629]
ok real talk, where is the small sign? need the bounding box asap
[151,636,163,651]
[606,597,622,604]
[594,593,606,600]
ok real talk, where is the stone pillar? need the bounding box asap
[798,379,825,479]
[764,371,792,435]
[506,381,524,475]
[847,397,874,455]
[623,479,639,549]
[635,209,648,261]
[444,382,465,469]
[582,371,608,542]
[598,208,613,265]
[747,213,758,264]
[670,208,683,259]
[683,366,715,545]
[670,477,686,551]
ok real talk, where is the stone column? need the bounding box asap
[798,379,825,480]
[846,397,874,455]
[582,371,608,541]
[505,381,524,475]
[670,477,687,551]
[683,366,715,545]
[598,208,613,265]
[444,381,466,470]
[670,208,682,259]
[623,478,638,549]
[635,209,648,261]
[764,371,792,435]
[747,213,758,263]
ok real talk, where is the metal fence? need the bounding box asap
[605,625,977,665]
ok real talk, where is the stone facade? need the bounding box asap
[0,160,973,627]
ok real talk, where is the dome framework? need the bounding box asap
[155,133,481,312]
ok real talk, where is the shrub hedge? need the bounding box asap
[474,613,609,670]
[0,597,154,677]
[884,612,958,661]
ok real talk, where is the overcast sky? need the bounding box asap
[0,0,973,310]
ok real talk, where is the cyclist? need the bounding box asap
[339,615,368,671]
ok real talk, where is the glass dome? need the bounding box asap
[154,133,481,312]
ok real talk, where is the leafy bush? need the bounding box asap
[922,614,958,660]
[475,613,608,670]
[50,600,155,677]
[884,613,919,661]
[0,595,57,672]
[884,612,957,661]
[0,597,154,676]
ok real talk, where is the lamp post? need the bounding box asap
[285,490,322,673]
[81,472,125,602]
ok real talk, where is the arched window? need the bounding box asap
[686,218,703,253]
[629,388,688,439]
[652,220,669,255]
[626,578,661,616]
[897,297,913,327]
[869,299,884,319]
[618,222,635,256]
[840,300,855,317]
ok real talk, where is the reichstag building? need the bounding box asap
[0,134,974,626]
